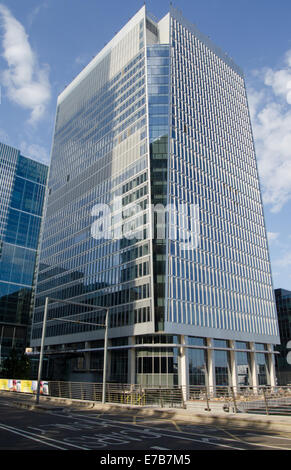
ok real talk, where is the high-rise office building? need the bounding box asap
[0,142,48,362]
[31,7,279,391]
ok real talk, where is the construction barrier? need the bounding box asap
[0,379,49,395]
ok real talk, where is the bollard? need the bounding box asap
[262,387,269,415]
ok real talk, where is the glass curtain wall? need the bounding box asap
[167,9,279,343]
[188,337,207,385]
[33,29,154,342]
[0,149,47,359]
[135,335,179,386]
[235,341,252,387]
[214,350,230,386]
[147,45,170,332]
[236,351,252,386]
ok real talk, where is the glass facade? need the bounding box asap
[256,352,269,385]
[32,15,153,343]
[188,348,206,386]
[0,143,48,360]
[236,350,252,386]
[147,44,170,331]
[214,350,230,386]
[275,289,291,384]
[136,335,179,386]
[166,10,279,343]
[31,7,279,390]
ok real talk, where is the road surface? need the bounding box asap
[0,394,290,458]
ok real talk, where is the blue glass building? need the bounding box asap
[275,288,291,385]
[31,7,279,392]
[0,142,48,362]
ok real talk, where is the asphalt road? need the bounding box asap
[0,395,291,457]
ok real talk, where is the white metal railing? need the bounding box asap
[187,385,291,414]
[2,380,291,415]
[48,381,185,408]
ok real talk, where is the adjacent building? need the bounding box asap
[275,288,291,385]
[30,7,280,392]
[0,142,48,363]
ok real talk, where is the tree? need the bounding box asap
[1,349,31,379]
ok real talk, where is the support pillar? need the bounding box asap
[229,340,239,393]
[180,335,189,402]
[267,344,277,387]
[84,341,90,371]
[207,338,215,397]
[128,336,136,385]
[250,342,259,393]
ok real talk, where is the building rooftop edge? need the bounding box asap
[57,6,244,106]
[170,5,244,78]
[57,5,146,105]
[0,141,49,168]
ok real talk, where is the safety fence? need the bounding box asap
[187,385,291,415]
[48,381,185,408]
[2,379,291,414]
[47,382,291,414]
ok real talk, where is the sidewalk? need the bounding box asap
[2,390,291,433]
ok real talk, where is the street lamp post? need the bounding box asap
[35,297,109,405]
[0,325,3,373]
[102,309,109,404]
[36,296,49,404]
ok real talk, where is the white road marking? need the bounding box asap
[51,411,246,450]
[98,414,291,450]
[0,422,90,450]
[0,423,67,450]
[151,446,170,450]
[246,433,291,441]
[3,399,289,451]
[73,413,291,450]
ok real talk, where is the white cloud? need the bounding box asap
[75,53,91,67]
[20,141,50,165]
[267,232,280,243]
[27,2,48,28]
[273,252,291,268]
[0,3,51,124]
[248,49,291,213]
[0,127,9,144]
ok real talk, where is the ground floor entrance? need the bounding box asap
[43,334,277,398]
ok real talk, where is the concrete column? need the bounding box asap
[84,341,90,371]
[229,340,239,393]
[206,338,215,397]
[179,335,189,402]
[267,344,277,387]
[249,342,259,392]
[128,336,136,385]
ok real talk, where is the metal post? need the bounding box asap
[36,296,49,404]
[0,325,3,372]
[102,309,109,404]
[262,387,269,415]
[205,386,211,412]
[231,386,238,413]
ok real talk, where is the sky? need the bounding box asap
[0,0,291,290]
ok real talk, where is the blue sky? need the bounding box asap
[0,0,291,290]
